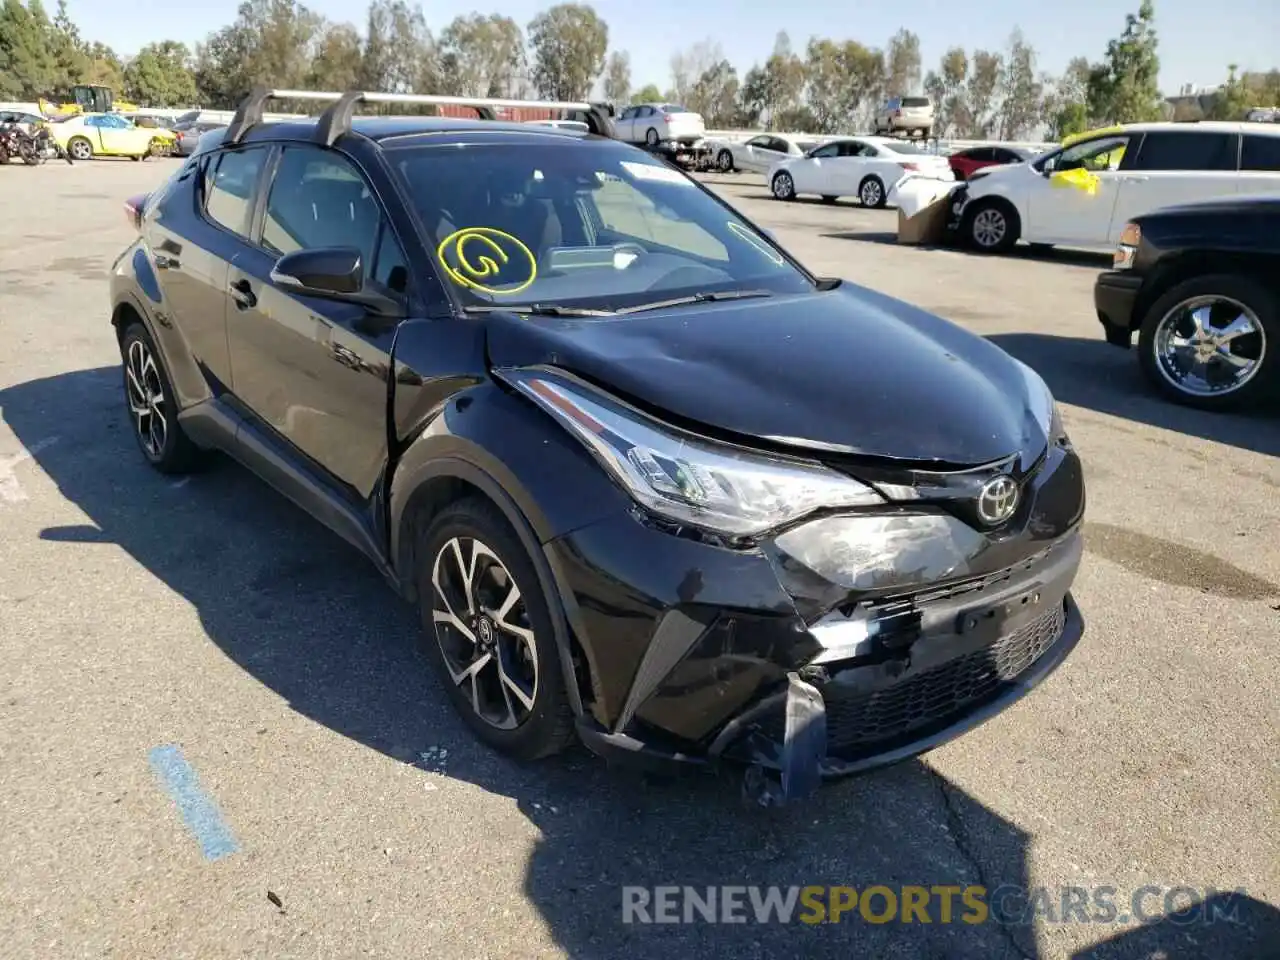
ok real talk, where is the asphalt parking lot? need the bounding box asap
[1,159,1277,960]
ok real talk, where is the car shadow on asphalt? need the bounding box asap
[4,366,1277,959]
[987,333,1280,458]
[820,232,1114,269]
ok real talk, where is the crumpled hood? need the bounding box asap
[486,285,1050,467]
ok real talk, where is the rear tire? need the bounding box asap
[416,498,575,762]
[119,322,205,474]
[1137,274,1278,412]
[716,149,734,172]
[858,175,886,209]
[645,127,659,147]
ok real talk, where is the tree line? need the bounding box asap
[2,0,1277,140]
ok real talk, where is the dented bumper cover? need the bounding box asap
[547,442,1086,799]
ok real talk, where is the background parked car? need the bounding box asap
[52,112,176,160]
[0,109,50,135]
[948,145,1031,181]
[613,103,705,146]
[954,121,1280,254]
[172,120,227,156]
[769,136,953,208]
[874,96,935,138]
[707,133,822,173]
[1094,194,1279,411]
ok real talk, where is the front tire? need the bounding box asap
[417,498,575,761]
[1137,274,1277,412]
[67,136,92,161]
[716,149,734,172]
[963,199,1020,254]
[119,323,204,474]
[771,171,796,200]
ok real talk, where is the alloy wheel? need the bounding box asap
[717,150,733,172]
[1152,295,1266,398]
[972,207,1007,248]
[430,536,539,731]
[859,179,883,207]
[69,138,91,161]
[772,172,794,199]
[125,338,167,460]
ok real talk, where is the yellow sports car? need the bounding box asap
[51,113,177,161]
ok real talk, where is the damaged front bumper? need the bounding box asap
[546,443,1087,803]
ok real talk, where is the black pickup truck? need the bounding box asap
[1095,194,1280,412]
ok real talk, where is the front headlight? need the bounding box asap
[1113,221,1140,269]
[502,369,884,538]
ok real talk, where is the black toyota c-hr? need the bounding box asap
[109,91,1085,802]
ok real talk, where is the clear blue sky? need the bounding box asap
[63,0,1277,95]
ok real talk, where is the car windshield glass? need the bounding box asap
[661,105,689,113]
[389,140,812,310]
[882,140,927,155]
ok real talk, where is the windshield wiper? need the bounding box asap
[616,289,774,315]
[462,303,616,317]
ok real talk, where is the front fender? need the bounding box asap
[388,381,629,595]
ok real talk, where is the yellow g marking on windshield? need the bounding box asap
[726,221,785,265]
[437,227,537,295]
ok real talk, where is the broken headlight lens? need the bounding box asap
[504,370,884,538]
[775,512,990,593]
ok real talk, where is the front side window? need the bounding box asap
[1039,135,1131,174]
[1132,131,1236,172]
[204,147,268,237]
[388,139,811,310]
[261,146,384,269]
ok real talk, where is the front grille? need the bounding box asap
[797,603,1066,760]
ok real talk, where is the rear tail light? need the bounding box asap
[900,162,919,172]
[124,193,148,231]
[662,114,672,122]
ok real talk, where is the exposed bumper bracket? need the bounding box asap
[741,672,827,807]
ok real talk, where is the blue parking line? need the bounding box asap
[147,744,240,862]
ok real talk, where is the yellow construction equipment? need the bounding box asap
[38,85,140,117]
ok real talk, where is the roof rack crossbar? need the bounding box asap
[227,87,617,145]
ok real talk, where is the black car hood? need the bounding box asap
[486,285,1048,468]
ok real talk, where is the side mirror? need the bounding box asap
[270,246,406,318]
[270,247,363,296]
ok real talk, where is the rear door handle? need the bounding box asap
[229,278,257,310]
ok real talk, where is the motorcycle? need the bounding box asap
[0,121,72,165]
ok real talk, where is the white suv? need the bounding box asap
[874,97,935,138]
[954,121,1280,253]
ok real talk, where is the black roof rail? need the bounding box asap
[224,88,617,146]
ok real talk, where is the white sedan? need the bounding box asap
[706,133,823,174]
[767,136,954,208]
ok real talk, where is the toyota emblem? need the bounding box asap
[976,475,1020,526]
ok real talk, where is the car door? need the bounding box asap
[149,145,272,404]
[96,114,133,153]
[1025,133,1131,246]
[825,140,875,197]
[792,141,839,195]
[225,143,412,500]
[615,107,636,143]
[737,135,775,172]
[1106,130,1240,243]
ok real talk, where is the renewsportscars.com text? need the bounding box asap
[621,884,1250,926]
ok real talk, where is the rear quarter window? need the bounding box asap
[1241,134,1280,172]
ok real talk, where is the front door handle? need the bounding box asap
[154,253,179,270]
[229,278,257,310]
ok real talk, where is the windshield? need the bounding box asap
[901,97,931,108]
[389,140,812,310]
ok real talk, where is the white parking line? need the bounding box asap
[0,437,60,504]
